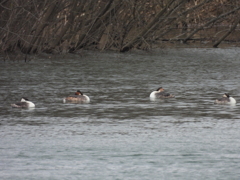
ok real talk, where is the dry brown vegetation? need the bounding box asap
[1,0,240,55]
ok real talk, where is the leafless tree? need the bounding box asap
[1,0,240,56]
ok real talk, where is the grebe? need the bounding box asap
[11,97,35,108]
[150,87,175,99]
[214,93,236,105]
[63,90,90,103]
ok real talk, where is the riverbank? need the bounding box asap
[1,41,240,62]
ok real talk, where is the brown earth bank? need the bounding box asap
[1,0,240,56]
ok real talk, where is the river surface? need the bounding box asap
[0,48,240,180]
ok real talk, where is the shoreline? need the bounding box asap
[1,40,240,62]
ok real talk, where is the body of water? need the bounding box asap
[1,48,240,179]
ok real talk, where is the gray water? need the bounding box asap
[1,48,240,180]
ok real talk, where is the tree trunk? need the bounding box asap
[183,6,240,43]
[27,1,58,53]
[76,0,120,49]
[120,0,176,52]
[49,1,80,49]
[213,17,240,48]
[157,0,213,39]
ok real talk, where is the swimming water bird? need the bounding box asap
[63,90,90,103]
[150,87,175,99]
[11,97,35,108]
[214,93,236,105]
